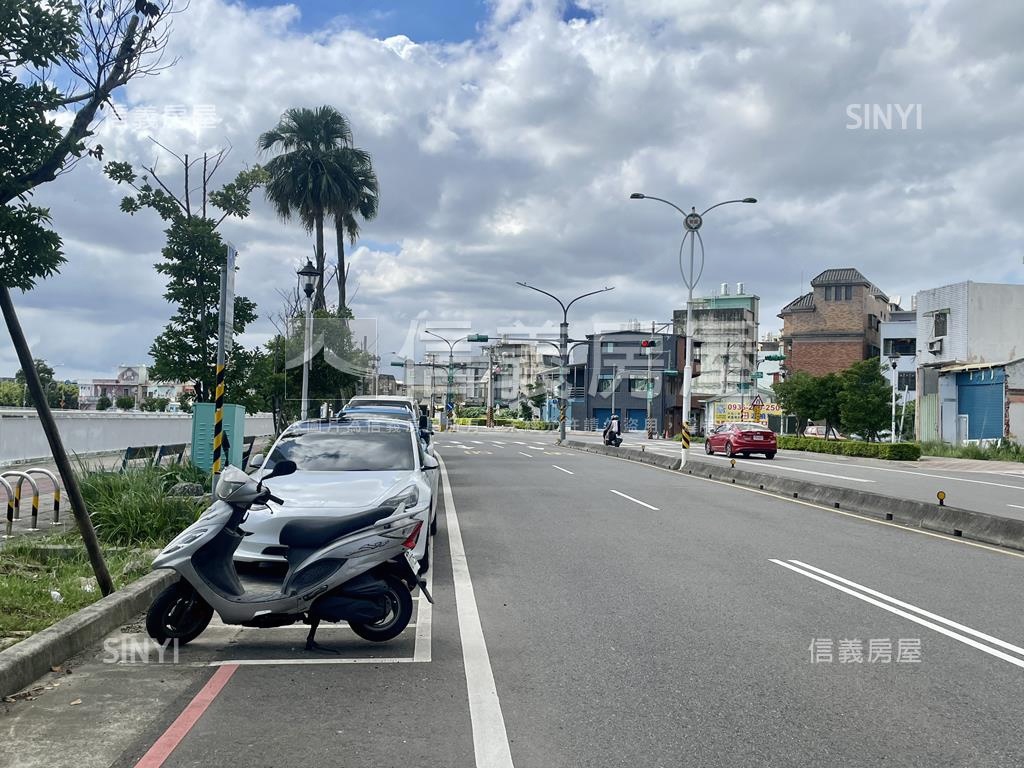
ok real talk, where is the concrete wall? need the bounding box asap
[967,283,1024,364]
[0,409,275,465]
[916,281,970,364]
[1007,360,1024,443]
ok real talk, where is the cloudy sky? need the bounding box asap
[7,0,1024,381]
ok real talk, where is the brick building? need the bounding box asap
[778,268,892,377]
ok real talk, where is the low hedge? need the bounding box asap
[453,417,556,430]
[776,436,921,461]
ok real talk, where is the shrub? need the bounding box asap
[918,440,1024,463]
[76,464,206,546]
[777,436,920,461]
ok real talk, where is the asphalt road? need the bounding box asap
[568,430,1024,521]
[5,434,1024,767]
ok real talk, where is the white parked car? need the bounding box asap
[235,416,440,573]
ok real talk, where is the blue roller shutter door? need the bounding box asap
[956,370,1004,440]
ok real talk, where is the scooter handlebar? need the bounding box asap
[267,493,284,505]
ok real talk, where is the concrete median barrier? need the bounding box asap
[563,440,1024,553]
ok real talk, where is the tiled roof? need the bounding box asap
[779,292,814,314]
[810,268,869,286]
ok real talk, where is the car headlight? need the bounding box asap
[383,486,419,509]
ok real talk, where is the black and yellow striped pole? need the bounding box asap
[212,361,226,475]
[679,422,691,468]
[212,244,237,491]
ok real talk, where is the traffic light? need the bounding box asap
[467,334,489,342]
[641,339,658,349]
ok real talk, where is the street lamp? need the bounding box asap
[630,192,756,467]
[297,259,318,420]
[887,353,900,443]
[515,282,614,442]
[424,330,487,430]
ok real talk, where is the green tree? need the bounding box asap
[814,373,843,439]
[96,395,112,411]
[115,394,136,410]
[772,371,819,432]
[104,151,265,402]
[176,392,193,414]
[259,106,377,312]
[900,399,916,442]
[839,359,891,441]
[141,396,170,412]
[15,359,54,407]
[51,381,78,409]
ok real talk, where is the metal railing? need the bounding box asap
[0,467,63,532]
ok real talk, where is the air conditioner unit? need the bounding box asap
[928,339,943,354]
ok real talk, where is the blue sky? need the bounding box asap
[240,0,491,41]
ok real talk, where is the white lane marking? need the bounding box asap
[513,441,527,445]
[436,454,515,768]
[552,465,574,475]
[491,442,506,447]
[413,538,435,663]
[1009,504,1024,510]
[790,560,1024,657]
[785,455,1024,491]
[704,454,873,483]
[527,445,546,450]
[471,440,484,445]
[609,489,659,510]
[771,560,1024,669]
[518,451,532,457]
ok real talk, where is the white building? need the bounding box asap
[880,309,917,403]
[915,281,1024,443]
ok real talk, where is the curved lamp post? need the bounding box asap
[515,282,614,442]
[629,193,756,466]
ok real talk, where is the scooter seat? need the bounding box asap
[279,507,397,549]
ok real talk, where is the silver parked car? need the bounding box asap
[235,416,440,572]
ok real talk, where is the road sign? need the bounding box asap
[751,371,764,379]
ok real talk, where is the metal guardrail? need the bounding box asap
[121,443,188,472]
[1,476,14,538]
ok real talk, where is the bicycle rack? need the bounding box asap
[16,468,62,527]
[1,476,14,538]
[1,471,42,531]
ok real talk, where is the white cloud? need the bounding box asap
[12,0,1024,380]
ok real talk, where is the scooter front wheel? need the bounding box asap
[348,573,413,643]
[146,580,213,646]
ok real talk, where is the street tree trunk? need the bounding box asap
[0,287,114,595]
[334,216,347,314]
[314,211,327,311]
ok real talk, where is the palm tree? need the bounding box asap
[259,106,355,311]
[331,150,378,312]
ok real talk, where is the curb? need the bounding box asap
[563,441,1024,553]
[0,569,175,698]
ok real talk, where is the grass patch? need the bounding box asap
[0,539,154,637]
[919,440,1024,463]
[76,461,207,546]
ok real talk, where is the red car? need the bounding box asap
[705,422,777,459]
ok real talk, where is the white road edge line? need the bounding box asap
[1009,504,1024,510]
[790,560,1024,658]
[785,455,1024,491]
[552,465,574,475]
[437,453,515,768]
[770,559,1024,669]
[609,489,659,510]
[413,535,435,663]
[704,454,874,483]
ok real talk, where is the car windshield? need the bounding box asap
[267,424,415,471]
[344,408,412,421]
[735,423,769,431]
[348,400,415,414]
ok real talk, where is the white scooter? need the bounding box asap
[146,460,432,652]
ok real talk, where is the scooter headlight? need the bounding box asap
[215,478,247,501]
[161,527,210,555]
[383,486,419,509]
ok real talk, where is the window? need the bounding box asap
[597,374,614,392]
[897,371,916,391]
[933,312,948,337]
[628,376,651,394]
[884,338,915,356]
[868,314,877,330]
[845,285,853,300]
[601,342,615,353]
[824,286,833,301]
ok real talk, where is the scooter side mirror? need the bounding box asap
[263,459,297,479]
